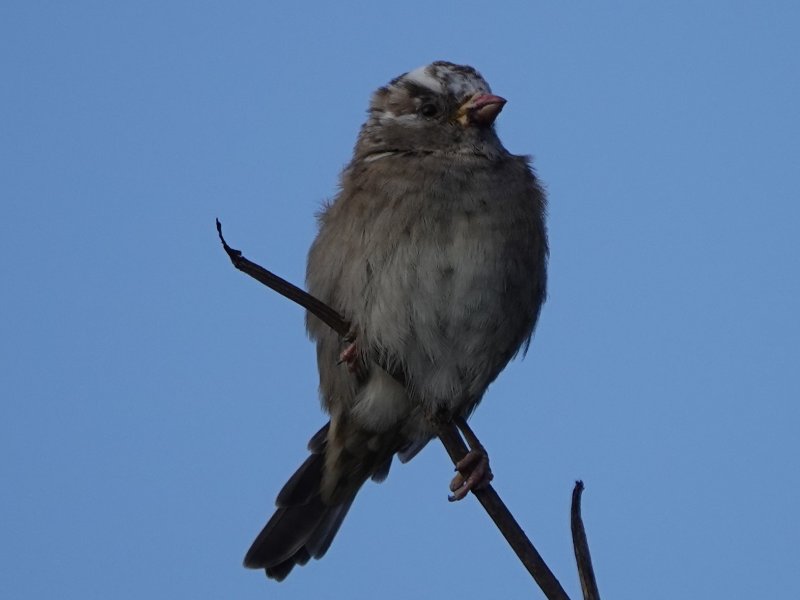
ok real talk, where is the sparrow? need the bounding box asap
[244,61,548,581]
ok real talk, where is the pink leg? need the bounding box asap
[337,328,367,379]
[448,416,494,502]
[338,342,359,371]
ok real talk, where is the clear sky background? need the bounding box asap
[2,2,798,598]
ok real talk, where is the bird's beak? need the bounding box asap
[455,93,507,127]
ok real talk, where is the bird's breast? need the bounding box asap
[351,157,543,413]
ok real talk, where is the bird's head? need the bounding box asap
[356,61,508,159]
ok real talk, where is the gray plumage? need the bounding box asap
[244,61,548,580]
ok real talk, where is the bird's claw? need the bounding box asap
[338,329,368,381]
[448,446,493,502]
[338,342,359,371]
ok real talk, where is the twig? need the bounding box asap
[216,219,349,336]
[571,481,601,600]
[217,220,599,600]
[437,421,571,600]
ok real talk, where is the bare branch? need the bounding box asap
[571,481,601,600]
[438,420,571,600]
[216,219,349,336]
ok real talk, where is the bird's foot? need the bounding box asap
[338,329,368,380]
[448,444,493,502]
[338,342,359,371]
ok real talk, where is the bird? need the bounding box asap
[244,61,548,581]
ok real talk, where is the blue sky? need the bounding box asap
[2,2,799,598]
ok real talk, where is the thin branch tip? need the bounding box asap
[571,480,600,600]
[216,219,242,260]
[574,480,585,500]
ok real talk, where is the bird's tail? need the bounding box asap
[243,421,396,581]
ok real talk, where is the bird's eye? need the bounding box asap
[419,102,439,118]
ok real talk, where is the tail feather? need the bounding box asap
[246,420,411,580]
[370,456,393,483]
[305,497,355,559]
[275,453,324,507]
[244,422,361,580]
[265,548,310,582]
[398,437,430,463]
[244,499,327,567]
[307,422,330,452]
[259,496,354,581]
